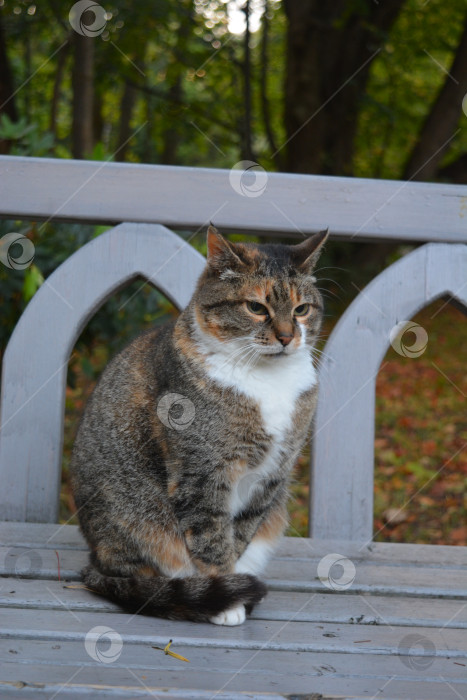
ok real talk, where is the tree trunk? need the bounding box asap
[50,38,71,137]
[0,11,18,154]
[241,0,254,161]
[116,81,137,162]
[160,77,182,164]
[72,33,95,159]
[403,18,467,181]
[282,0,405,175]
[260,0,281,166]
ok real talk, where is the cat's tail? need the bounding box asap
[82,564,267,623]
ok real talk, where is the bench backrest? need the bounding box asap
[1,156,466,540]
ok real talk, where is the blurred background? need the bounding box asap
[0,0,466,543]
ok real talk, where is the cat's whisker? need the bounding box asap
[232,344,261,372]
[215,342,258,373]
[243,346,263,372]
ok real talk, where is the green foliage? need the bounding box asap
[0,114,54,156]
[355,0,467,179]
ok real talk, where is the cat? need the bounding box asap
[70,224,328,625]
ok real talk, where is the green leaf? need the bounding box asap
[22,264,44,302]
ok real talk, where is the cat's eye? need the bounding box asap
[246,301,269,316]
[294,303,310,317]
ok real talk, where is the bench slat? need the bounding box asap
[2,545,467,598]
[1,664,464,699]
[1,608,466,656]
[1,640,466,684]
[2,524,465,567]
[1,156,467,242]
[2,579,466,628]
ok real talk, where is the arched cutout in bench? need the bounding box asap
[0,223,206,523]
[311,243,467,542]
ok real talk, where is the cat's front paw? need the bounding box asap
[210,604,246,626]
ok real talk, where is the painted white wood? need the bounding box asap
[0,683,289,700]
[311,243,467,541]
[1,155,467,242]
[0,158,466,699]
[2,524,466,567]
[1,661,464,699]
[0,640,465,689]
[2,608,466,656]
[2,543,467,598]
[3,579,466,628]
[0,525,465,699]
[0,223,205,522]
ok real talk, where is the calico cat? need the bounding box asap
[70,225,328,625]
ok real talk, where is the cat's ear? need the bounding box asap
[292,228,329,273]
[206,224,246,273]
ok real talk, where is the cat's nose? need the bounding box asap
[277,334,293,346]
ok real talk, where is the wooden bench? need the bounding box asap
[0,155,466,699]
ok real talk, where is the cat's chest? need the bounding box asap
[205,349,316,438]
[203,349,316,517]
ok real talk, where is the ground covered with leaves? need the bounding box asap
[62,300,466,546]
[289,300,466,544]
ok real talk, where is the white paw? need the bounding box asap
[210,604,246,626]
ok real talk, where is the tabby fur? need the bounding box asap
[70,225,328,625]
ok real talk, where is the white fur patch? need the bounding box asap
[193,316,317,516]
[210,604,246,626]
[235,538,274,575]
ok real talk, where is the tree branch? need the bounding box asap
[403,16,467,181]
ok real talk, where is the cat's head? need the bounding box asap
[190,225,328,358]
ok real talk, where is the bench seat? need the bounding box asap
[1,522,466,699]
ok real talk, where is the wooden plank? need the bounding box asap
[0,687,291,700]
[274,537,467,567]
[2,579,467,629]
[0,224,205,523]
[0,639,466,683]
[1,156,467,242]
[0,522,88,550]
[2,546,467,598]
[0,658,465,698]
[311,243,467,541]
[1,608,466,657]
[0,688,290,700]
[1,523,466,568]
